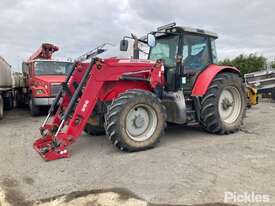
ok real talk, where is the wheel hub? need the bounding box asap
[126,104,158,142]
[133,115,145,128]
[222,98,233,110]
[218,86,242,124]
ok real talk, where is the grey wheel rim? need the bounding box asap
[218,86,242,124]
[125,104,158,141]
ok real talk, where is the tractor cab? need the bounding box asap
[121,22,219,91]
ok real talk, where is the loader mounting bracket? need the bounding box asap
[33,135,70,161]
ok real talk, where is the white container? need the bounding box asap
[12,72,25,88]
[0,56,12,89]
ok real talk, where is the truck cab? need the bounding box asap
[23,44,73,116]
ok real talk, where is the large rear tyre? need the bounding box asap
[272,88,275,101]
[0,96,4,120]
[29,98,40,116]
[105,89,166,152]
[200,72,246,134]
[84,123,105,136]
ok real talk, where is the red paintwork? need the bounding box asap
[24,44,69,100]
[33,59,238,161]
[34,75,66,83]
[33,57,164,161]
[28,43,59,61]
[30,76,67,97]
[191,64,240,96]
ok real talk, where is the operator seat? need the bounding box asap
[184,46,207,70]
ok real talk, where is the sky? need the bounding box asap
[0,0,274,71]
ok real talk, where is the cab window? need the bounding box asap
[210,38,218,64]
[182,35,211,72]
[149,35,179,68]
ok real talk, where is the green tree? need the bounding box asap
[219,54,266,76]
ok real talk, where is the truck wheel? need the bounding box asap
[0,96,3,120]
[272,89,275,101]
[12,91,18,108]
[29,98,40,116]
[105,89,166,152]
[200,72,246,134]
[84,123,105,136]
[4,95,13,110]
[16,90,26,108]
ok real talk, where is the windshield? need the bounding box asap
[148,35,179,68]
[34,61,73,75]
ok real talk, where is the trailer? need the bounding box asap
[244,66,275,100]
[0,56,24,119]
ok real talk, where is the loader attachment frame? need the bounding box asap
[33,58,104,161]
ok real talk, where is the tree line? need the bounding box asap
[219,54,274,76]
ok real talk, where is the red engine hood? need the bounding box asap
[34,75,66,84]
[104,58,156,68]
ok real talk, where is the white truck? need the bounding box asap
[0,56,24,119]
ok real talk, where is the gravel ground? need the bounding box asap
[0,102,274,206]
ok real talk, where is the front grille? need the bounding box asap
[50,84,62,97]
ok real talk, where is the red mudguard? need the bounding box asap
[191,64,240,97]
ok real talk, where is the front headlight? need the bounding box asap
[36,89,45,94]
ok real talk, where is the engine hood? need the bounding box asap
[33,75,66,84]
[104,58,156,68]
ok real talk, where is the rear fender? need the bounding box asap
[191,64,241,97]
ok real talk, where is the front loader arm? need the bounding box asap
[34,58,104,161]
[33,57,165,161]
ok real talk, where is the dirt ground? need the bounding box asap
[0,102,274,206]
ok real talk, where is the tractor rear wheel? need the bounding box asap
[105,89,166,152]
[200,72,246,134]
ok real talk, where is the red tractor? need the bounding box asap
[34,23,246,161]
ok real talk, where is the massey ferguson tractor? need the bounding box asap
[22,43,73,116]
[34,23,246,161]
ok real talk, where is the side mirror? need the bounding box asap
[147,34,156,48]
[120,39,128,51]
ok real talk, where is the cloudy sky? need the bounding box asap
[0,0,274,70]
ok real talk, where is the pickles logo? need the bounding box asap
[224,191,270,203]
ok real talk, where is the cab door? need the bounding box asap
[180,34,213,90]
[148,34,180,91]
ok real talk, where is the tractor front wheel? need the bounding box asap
[200,72,246,134]
[105,89,166,152]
